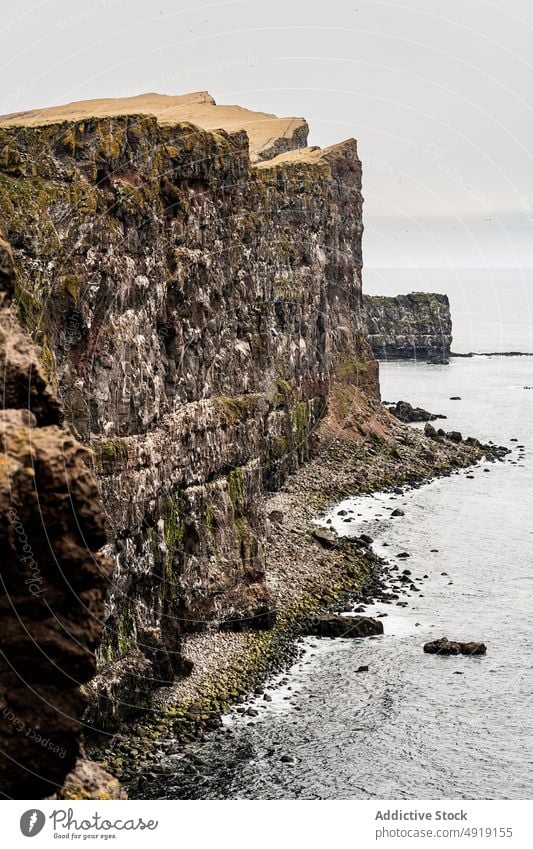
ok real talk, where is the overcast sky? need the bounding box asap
[2,0,532,269]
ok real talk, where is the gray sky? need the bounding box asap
[2,0,533,268]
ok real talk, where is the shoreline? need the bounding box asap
[450,351,533,358]
[90,396,507,788]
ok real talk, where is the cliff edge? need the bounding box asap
[0,91,309,165]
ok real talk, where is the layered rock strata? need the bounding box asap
[0,93,377,727]
[364,293,452,363]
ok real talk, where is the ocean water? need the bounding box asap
[363,267,533,354]
[134,354,533,800]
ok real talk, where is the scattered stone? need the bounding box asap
[447,431,463,443]
[311,527,338,548]
[355,665,369,673]
[450,396,462,400]
[391,508,405,517]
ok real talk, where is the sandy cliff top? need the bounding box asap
[0,91,309,163]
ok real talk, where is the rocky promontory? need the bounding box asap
[364,293,452,363]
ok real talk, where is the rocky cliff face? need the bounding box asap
[0,236,112,798]
[364,293,452,363]
[0,93,377,728]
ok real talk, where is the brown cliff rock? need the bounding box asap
[0,237,112,798]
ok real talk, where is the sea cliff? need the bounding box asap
[364,292,452,363]
[0,92,376,732]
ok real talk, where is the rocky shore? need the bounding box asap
[0,90,509,799]
[94,387,505,786]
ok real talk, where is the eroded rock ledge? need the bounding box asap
[364,292,452,363]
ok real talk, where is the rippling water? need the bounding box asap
[134,356,533,800]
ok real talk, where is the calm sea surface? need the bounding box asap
[133,286,533,799]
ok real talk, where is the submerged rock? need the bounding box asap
[304,615,384,638]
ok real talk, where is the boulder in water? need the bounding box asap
[390,400,446,423]
[424,637,486,656]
